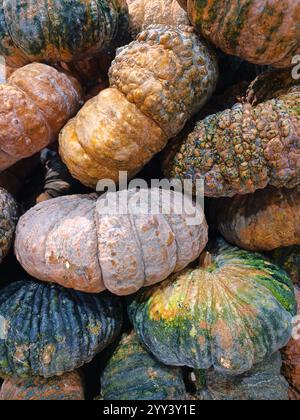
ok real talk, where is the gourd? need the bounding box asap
[0,188,18,264]
[211,186,300,251]
[194,353,289,401]
[0,371,84,400]
[128,0,189,38]
[282,286,300,400]
[128,239,296,375]
[0,279,122,379]
[100,332,186,400]
[0,0,129,66]
[59,25,218,188]
[163,71,300,197]
[178,0,300,68]
[0,63,82,171]
[271,247,300,285]
[15,188,208,295]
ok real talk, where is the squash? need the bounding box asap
[15,188,208,295]
[0,371,84,400]
[128,0,189,38]
[0,279,122,379]
[100,332,186,400]
[163,70,300,197]
[0,0,129,66]
[211,186,300,252]
[0,63,82,171]
[59,25,218,188]
[128,239,296,375]
[179,0,300,68]
[0,188,18,264]
[194,353,289,401]
[282,286,300,400]
[271,247,300,286]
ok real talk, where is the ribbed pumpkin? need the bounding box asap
[15,188,208,295]
[163,71,300,197]
[0,188,18,264]
[179,0,300,68]
[211,186,300,252]
[0,371,85,400]
[101,332,186,400]
[128,239,296,375]
[0,279,122,379]
[59,25,218,188]
[194,353,289,401]
[271,247,300,286]
[0,0,129,66]
[0,63,82,171]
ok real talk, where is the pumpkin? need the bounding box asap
[0,279,122,379]
[100,332,186,400]
[179,0,300,68]
[128,239,296,375]
[0,371,85,400]
[59,25,218,188]
[128,0,189,38]
[0,63,82,171]
[15,188,208,295]
[282,286,300,400]
[0,188,18,264]
[163,70,300,197]
[0,0,129,66]
[194,352,289,401]
[271,247,300,286]
[211,186,300,252]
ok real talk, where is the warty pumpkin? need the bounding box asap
[59,25,218,188]
[100,332,186,400]
[0,279,122,379]
[179,0,300,68]
[0,0,129,66]
[271,246,300,286]
[0,371,85,400]
[0,63,82,171]
[15,188,208,295]
[211,186,300,252]
[128,239,296,375]
[0,188,18,264]
[163,71,300,197]
[193,352,289,401]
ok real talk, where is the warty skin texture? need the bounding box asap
[0,187,18,263]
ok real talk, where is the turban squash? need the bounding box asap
[15,188,208,295]
[178,0,300,68]
[59,25,218,188]
[128,240,296,375]
[0,63,82,171]
[0,371,85,400]
[0,279,122,379]
[0,188,18,264]
[0,0,129,66]
[101,332,186,400]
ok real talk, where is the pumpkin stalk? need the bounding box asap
[199,251,212,269]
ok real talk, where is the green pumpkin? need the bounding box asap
[0,0,129,66]
[0,279,123,379]
[270,247,300,285]
[100,332,187,400]
[128,239,296,375]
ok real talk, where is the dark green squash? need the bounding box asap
[270,247,300,285]
[0,188,18,264]
[128,239,296,375]
[0,279,123,379]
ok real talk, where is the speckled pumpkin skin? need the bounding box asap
[212,186,300,252]
[0,0,129,66]
[164,73,300,197]
[0,63,82,171]
[15,188,208,295]
[0,188,18,264]
[271,247,300,285]
[128,240,296,375]
[0,279,123,379]
[180,0,300,68]
[0,371,85,400]
[59,25,218,188]
[195,352,289,400]
[101,332,186,400]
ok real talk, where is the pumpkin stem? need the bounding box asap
[199,251,212,269]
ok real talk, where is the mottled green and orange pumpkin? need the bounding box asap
[100,332,186,400]
[0,188,18,264]
[128,240,296,375]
